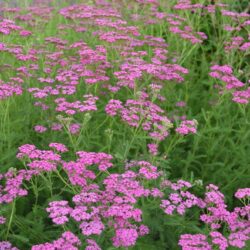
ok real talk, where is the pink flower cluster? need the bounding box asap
[175,120,197,135]
[106,96,173,141]
[46,201,72,225]
[235,188,250,199]
[0,216,6,224]
[0,80,23,100]
[0,168,37,204]
[111,50,188,91]
[32,231,81,250]
[31,145,163,248]
[163,182,250,249]
[160,180,205,215]
[63,151,113,186]
[210,65,244,90]
[0,241,19,250]
[224,36,250,52]
[34,125,47,133]
[45,156,157,248]
[147,143,158,156]
[55,94,98,115]
[167,15,207,44]
[125,160,161,180]
[232,87,250,105]
[85,239,101,250]
[200,185,250,248]
[17,144,61,172]
[210,65,250,104]
[0,19,27,35]
[179,234,212,250]
[49,143,69,153]
[0,140,249,249]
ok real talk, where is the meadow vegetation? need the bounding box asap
[0,0,249,249]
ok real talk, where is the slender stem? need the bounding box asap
[6,199,16,240]
[55,170,78,193]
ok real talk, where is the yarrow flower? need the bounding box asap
[85,239,101,250]
[147,143,158,156]
[80,220,105,236]
[1,1,249,249]
[34,125,47,133]
[112,228,139,248]
[49,143,68,153]
[69,123,81,134]
[106,97,173,141]
[32,231,81,250]
[178,234,212,250]
[209,65,250,104]
[176,120,197,135]
[46,201,72,225]
[235,188,250,199]
[160,180,205,215]
[0,216,6,224]
[0,241,19,250]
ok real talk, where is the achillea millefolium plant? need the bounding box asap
[0,0,249,249]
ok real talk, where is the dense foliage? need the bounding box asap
[0,0,249,249]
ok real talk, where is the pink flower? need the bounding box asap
[46,201,72,225]
[0,216,6,224]
[34,125,47,133]
[179,234,212,250]
[49,143,68,153]
[80,220,105,236]
[235,188,250,199]
[86,239,101,250]
[19,30,32,36]
[32,231,81,250]
[0,241,19,250]
[51,123,63,131]
[147,143,158,156]
[69,123,81,134]
[112,228,138,247]
[176,120,197,135]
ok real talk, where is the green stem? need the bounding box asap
[55,170,78,193]
[6,199,16,240]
